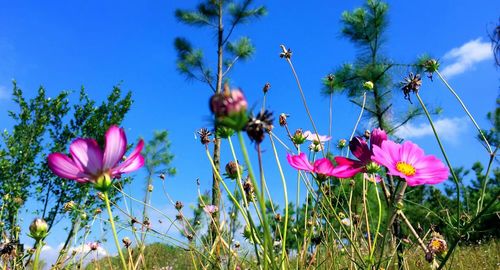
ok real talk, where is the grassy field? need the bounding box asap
[85,240,500,269]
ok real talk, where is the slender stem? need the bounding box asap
[237,131,275,268]
[328,92,333,152]
[416,93,461,231]
[435,70,492,154]
[103,191,128,270]
[477,148,497,213]
[362,174,373,255]
[269,135,289,269]
[280,45,324,156]
[370,177,383,260]
[347,92,366,158]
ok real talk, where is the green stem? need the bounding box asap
[436,70,492,154]
[347,91,367,158]
[33,240,43,270]
[370,176,383,260]
[103,191,128,270]
[415,93,461,232]
[269,135,289,269]
[281,45,325,157]
[237,131,275,269]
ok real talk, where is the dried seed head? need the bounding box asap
[263,82,271,94]
[401,73,422,103]
[159,173,166,180]
[364,129,371,140]
[176,213,183,221]
[197,128,212,145]
[245,110,274,144]
[186,233,194,241]
[122,237,132,248]
[175,201,184,210]
[327,74,335,82]
[279,113,289,127]
[279,45,292,59]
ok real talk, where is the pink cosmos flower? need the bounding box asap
[371,140,449,186]
[47,125,144,184]
[286,153,357,178]
[303,130,331,143]
[334,128,388,178]
[203,205,219,214]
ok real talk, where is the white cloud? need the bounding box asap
[0,85,8,100]
[37,242,108,270]
[441,38,493,78]
[395,117,469,143]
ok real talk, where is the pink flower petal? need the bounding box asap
[287,153,314,172]
[349,137,371,162]
[400,141,424,165]
[370,128,387,148]
[48,153,90,182]
[112,139,145,175]
[334,156,364,169]
[330,165,364,178]
[303,130,331,142]
[70,138,103,176]
[313,158,335,175]
[102,126,127,170]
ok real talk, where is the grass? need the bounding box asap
[85,240,499,269]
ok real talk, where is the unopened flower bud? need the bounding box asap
[225,161,243,180]
[29,218,48,241]
[327,74,335,82]
[292,129,307,145]
[337,139,347,149]
[148,184,154,192]
[176,213,183,221]
[423,59,440,73]
[63,201,76,212]
[94,208,102,215]
[363,81,374,90]
[274,213,282,222]
[210,86,249,131]
[159,173,166,180]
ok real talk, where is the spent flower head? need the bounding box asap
[401,72,422,103]
[245,110,273,144]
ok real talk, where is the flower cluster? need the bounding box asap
[287,128,449,186]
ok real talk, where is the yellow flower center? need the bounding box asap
[396,161,416,176]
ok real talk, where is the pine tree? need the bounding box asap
[173,0,266,257]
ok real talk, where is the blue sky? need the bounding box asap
[0,0,498,265]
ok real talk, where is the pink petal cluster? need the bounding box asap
[209,88,248,117]
[47,125,144,183]
[371,140,449,186]
[334,128,388,177]
[286,153,357,178]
